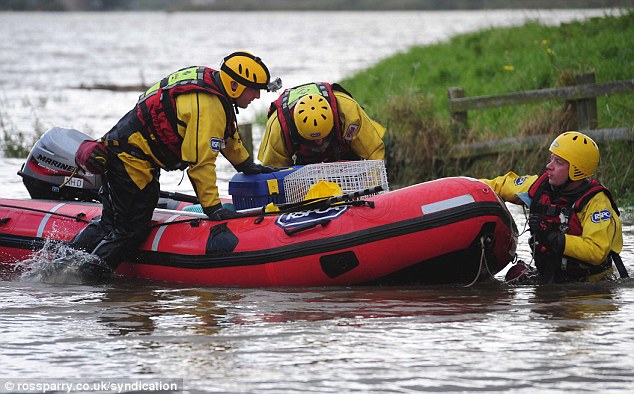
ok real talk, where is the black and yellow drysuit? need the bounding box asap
[69,67,268,278]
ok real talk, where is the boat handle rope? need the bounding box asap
[464,234,496,287]
[0,203,90,223]
[0,202,202,229]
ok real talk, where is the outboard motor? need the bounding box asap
[17,127,102,201]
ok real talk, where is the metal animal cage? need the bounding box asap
[283,160,389,203]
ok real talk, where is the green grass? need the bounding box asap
[339,10,634,204]
[0,96,45,158]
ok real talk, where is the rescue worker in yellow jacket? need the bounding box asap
[70,51,279,281]
[481,131,625,284]
[258,82,386,167]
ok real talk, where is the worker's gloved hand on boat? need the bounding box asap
[204,203,243,221]
[234,158,278,175]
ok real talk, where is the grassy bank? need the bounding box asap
[340,10,634,204]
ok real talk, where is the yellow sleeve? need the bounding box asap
[563,192,623,265]
[221,128,250,168]
[176,92,227,208]
[480,172,538,205]
[335,91,386,160]
[257,111,294,167]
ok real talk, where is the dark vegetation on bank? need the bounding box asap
[338,10,633,204]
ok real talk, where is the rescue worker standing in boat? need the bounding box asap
[481,131,625,284]
[70,51,280,281]
[258,82,386,167]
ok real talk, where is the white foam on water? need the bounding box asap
[16,240,102,284]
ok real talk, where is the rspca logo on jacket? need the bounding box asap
[276,205,348,228]
[210,138,226,152]
[591,209,611,223]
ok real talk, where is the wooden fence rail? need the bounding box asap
[448,128,632,160]
[448,78,634,112]
[446,72,634,159]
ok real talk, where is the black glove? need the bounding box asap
[234,158,278,175]
[528,213,548,237]
[543,231,565,255]
[203,203,243,221]
[528,214,565,255]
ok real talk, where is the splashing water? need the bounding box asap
[15,240,105,284]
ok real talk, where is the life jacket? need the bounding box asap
[267,82,360,165]
[528,173,620,280]
[134,66,236,170]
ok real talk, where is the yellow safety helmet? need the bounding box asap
[549,131,600,181]
[293,94,334,140]
[219,51,271,98]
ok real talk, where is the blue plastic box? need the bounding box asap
[228,167,301,210]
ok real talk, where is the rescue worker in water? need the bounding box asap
[69,51,280,281]
[481,131,626,283]
[258,82,386,167]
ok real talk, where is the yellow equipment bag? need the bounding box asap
[304,180,343,200]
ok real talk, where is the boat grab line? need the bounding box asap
[0,203,91,224]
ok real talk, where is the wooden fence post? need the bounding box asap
[448,87,467,138]
[574,72,598,130]
[239,123,253,158]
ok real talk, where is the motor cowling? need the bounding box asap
[17,127,103,201]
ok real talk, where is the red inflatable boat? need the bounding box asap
[0,177,518,286]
